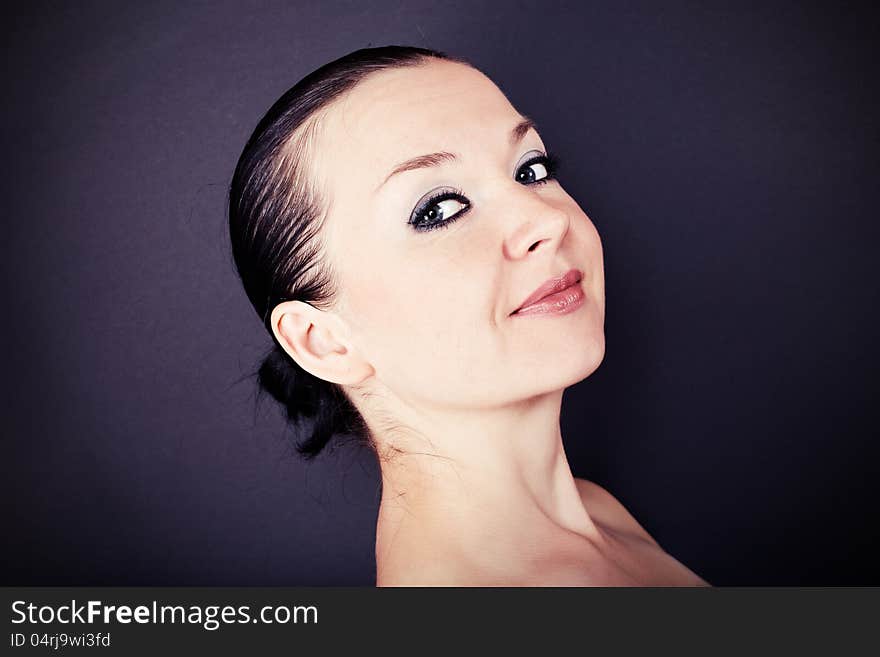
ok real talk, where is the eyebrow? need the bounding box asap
[375,116,538,191]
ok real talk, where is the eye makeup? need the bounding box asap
[407,150,562,234]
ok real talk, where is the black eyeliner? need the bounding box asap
[408,151,561,233]
[408,188,470,233]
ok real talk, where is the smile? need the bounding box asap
[510,280,586,317]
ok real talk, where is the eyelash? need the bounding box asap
[408,151,562,233]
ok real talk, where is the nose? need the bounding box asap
[501,184,572,260]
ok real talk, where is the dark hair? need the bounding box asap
[228,45,468,460]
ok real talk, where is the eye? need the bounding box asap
[408,189,471,233]
[516,152,561,186]
[406,151,561,234]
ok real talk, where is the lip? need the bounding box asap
[511,268,584,316]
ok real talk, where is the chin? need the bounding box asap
[573,331,606,381]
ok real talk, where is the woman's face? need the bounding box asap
[309,60,605,410]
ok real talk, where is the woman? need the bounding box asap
[229,45,710,586]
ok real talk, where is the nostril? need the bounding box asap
[527,241,540,252]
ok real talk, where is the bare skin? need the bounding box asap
[376,468,710,587]
[269,59,710,586]
[569,478,710,586]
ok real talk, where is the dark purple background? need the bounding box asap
[3,1,877,585]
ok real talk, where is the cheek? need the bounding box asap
[582,216,606,316]
[343,251,500,400]
[372,269,482,361]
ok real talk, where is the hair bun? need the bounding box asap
[258,345,320,416]
[257,345,365,459]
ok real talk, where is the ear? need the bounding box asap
[269,300,373,386]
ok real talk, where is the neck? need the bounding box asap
[370,389,604,571]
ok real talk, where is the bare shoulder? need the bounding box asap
[573,477,661,548]
[377,553,522,587]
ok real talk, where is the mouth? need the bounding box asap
[511,268,584,316]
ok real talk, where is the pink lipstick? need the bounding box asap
[511,268,585,317]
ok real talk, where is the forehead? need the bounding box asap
[311,60,521,192]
